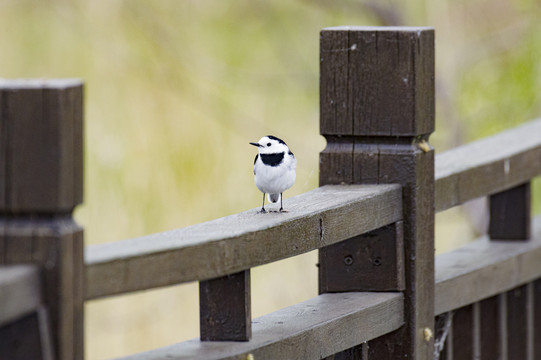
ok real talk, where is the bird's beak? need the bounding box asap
[249,142,262,147]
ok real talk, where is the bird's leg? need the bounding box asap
[279,193,288,212]
[260,193,267,213]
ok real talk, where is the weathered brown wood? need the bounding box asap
[0,265,41,326]
[118,292,403,360]
[435,214,541,315]
[0,79,85,360]
[534,278,541,359]
[506,285,528,360]
[85,184,402,300]
[0,79,83,213]
[489,182,531,240]
[479,295,501,360]
[0,311,49,360]
[451,305,474,360]
[319,26,434,137]
[319,222,404,292]
[435,117,541,212]
[1,219,84,360]
[200,270,251,341]
[319,26,435,359]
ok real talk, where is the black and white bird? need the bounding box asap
[250,135,296,213]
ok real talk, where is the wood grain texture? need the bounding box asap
[85,184,402,299]
[435,117,541,212]
[200,270,251,341]
[0,79,83,214]
[1,218,84,360]
[320,26,434,136]
[319,26,435,360]
[451,305,474,360]
[0,265,41,326]
[534,279,541,359]
[118,292,403,360]
[489,182,531,240]
[319,222,404,292]
[479,295,501,360]
[506,285,528,360]
[435,215,541,315]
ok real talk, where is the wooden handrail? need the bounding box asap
[435,214,541,315]
[85,184,402,300]
[435,117,541,212]
[118,292,403,360]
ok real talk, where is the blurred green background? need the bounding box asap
[1,1,540,359]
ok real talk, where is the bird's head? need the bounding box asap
[250,135,289,154]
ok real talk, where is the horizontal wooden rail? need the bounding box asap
[435,117,541,212]
[120,292,403,360]
[0,265,41,326]
[85,184,402,300]
[435,214,541,315]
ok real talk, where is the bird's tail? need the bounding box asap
[267,193,280,203]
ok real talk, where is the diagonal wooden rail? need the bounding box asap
[121,292,403,360]
[435,118,541,212]
[85,184,402,300]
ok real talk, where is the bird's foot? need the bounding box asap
[279,208,288,213]
[259,208,268,214]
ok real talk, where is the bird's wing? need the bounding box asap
[253,154,258,174]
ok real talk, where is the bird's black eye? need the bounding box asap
[267,142,271,147]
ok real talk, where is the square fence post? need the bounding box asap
[489,182,531,240]
[318,27,435,359]
[199,270,251,341]
[0,79,84,360]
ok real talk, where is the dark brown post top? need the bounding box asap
[0,79,84,214]
[320,26,434,138]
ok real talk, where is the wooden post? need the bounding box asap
[199,270,251,341]
[489,182,531,240]
[318,27,435,359]
[0,79,84,360]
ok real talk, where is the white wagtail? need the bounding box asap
[250,135,296,213]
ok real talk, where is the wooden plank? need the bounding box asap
[435,215,541,315]
[199,270,251,341]
[0,312,47,360]
[72,227,85,360]
[118,292,403,360]
[319,29,351,135]
[534,278,541,359]
[319,222,404,292]
[0,89,5,209]
[0,265,41,326]
[451,305,474,360]
[479,295,501,360]
[489,182,530,240]
[506,285,527,360]
[319,26,435,360]
[85,184,402,300]
[435,117,541,212]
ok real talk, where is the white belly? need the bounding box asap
[254,161,296,194]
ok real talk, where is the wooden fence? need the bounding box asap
[1,26,540,360]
